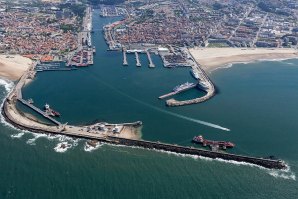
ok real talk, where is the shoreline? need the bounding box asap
[209,57,298,74]
[189,48,298,72]
[0,55,32,81]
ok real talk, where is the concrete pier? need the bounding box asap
[18,99,61,126]
[165,49,216,107]
[146,51,155,68]
[1,101,287,170]
[123,50,128,66]
[135,52,141,67]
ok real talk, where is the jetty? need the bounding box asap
[1,100,287,170]
[146,50,155,68]
[18,99,61,126]
[123,49,128,66]
[165,49,216,107]
[135,52,141,67]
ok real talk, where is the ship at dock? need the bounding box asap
[190,69,200,80]
[44,104,61,117]
[192,135,235,150]
[173,82,196,92]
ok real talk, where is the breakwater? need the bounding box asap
[165,49,216,106]
[2,99,286,170]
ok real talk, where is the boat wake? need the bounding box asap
[84,71,230,132]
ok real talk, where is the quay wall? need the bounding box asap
[2,100,286,170]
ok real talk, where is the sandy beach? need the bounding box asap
[0,55,32,81]
[189,48,298,71]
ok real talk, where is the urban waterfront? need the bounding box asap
[0,11,298,198]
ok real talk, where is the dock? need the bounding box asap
[18,98,61,126]
[135,52,141,67]
[123,50,128,66]
[165,49,216,107]
[146,51,155,68]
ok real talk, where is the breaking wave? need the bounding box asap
[54,142,72,153]
[84,141,102,152]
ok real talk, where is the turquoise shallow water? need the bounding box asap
[0,10,298,198]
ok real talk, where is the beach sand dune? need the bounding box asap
[189,48,298,71]
[0,55,32,81]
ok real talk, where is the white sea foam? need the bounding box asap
[84,141,102,152]
[26,133,48,145]
[0,78,14,93]
[269,170,296,180]
[104,142,296,180]
[54,142,72,153]
[11,132,24,139]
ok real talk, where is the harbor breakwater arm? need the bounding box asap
[166,49,216,107]
[2,99,286,170]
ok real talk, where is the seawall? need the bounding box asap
[2,100,286,170]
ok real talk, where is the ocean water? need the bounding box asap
[0,10,298,198]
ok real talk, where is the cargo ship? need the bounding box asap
[173,82,196,92]
[190,69,200,79]
[192,135,235,150]
[44,104,61,117]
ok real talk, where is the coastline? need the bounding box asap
[189,48,298,72]
[0,55,32,81]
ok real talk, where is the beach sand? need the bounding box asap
[0,55,32,81]
[189,48,298,71]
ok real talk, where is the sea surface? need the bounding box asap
[0,10,298,199]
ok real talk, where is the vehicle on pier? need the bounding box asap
[192,135,235,150]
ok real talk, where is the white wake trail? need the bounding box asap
[85,71,231,132]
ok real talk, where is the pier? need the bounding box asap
[123,50,128,66]
[1,101,287,170]
[164,49,216,107]
[135,52,141,67]
[146,50,155,68]
[18,99,61,126]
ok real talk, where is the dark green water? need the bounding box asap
[0,10,298,198]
